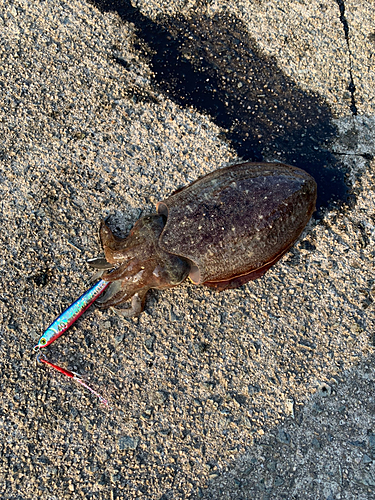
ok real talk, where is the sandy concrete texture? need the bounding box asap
[0,0,374,499]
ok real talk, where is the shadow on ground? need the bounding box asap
[89,0,348,211]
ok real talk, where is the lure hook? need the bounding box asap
[36,353,110,407]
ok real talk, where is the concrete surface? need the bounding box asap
[0,0,374,499]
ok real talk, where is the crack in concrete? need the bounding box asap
[335,0,358,116]
[332,152,374,160]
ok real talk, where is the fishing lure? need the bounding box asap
[34,279,111,408]
[34,279,109,351]
[37,353,110,407]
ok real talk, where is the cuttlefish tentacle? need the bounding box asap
[100,258,142,282]
[87,256,113,270]
[96,282,142,307]
[112,292,146,317]
[97,282,149,316]
[96,281,123,305]
[100,220,127,251]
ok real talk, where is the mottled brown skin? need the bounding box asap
[90,162,317,316]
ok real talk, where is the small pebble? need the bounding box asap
[277,429,291,445]
[118,436,140,451]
